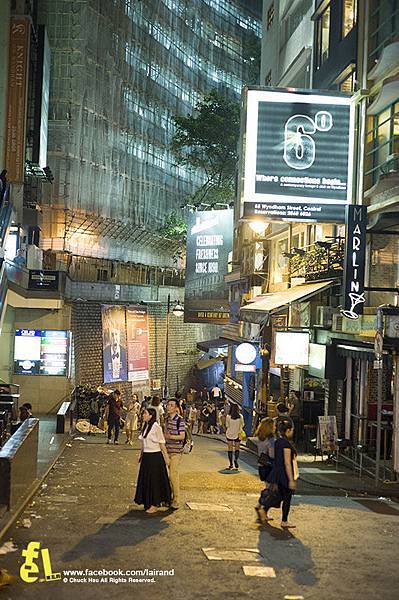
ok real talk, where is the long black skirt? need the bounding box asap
[134,452,172,510]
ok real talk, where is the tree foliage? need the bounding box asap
[170,90,240,207]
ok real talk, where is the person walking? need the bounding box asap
[124,393,141,445]
[198,402,209,434]
[224,403,244,470]
[134,408,171,514]
[211,384,222,404]
[258,418,298,528]
[150,395,165,425]
[164,398,185,510]
[255,417,276,482]
[208,404,217,434]
[105,389,123,444]
[188,404,198,434]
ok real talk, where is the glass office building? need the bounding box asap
[38,0,261,266]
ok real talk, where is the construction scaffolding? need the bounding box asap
[37,0,261,266]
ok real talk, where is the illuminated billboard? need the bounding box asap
[241,88,354,223]
[184,209,233,323]
[14,329,71,376]
[274,331,309,366]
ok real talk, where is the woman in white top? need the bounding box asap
[134,408,171,514]
[224,403,244,471]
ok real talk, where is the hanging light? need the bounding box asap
[172,302,184,317]
[249,220,267,236]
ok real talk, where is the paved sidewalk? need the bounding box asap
[197,432,399,497]
[0,433,398,599]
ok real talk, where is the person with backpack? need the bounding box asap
[164,398,185,509]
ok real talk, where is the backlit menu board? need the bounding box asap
[14,329,71,376]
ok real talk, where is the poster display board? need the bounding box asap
[241,88,354,222]
[126,306,149,383]
[14,329,71,376]
[317,415,338,453]
[184,209,233,323]
[101,305,128,383]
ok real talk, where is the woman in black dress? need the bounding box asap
[258,417,298,527]
[134,408,171,514]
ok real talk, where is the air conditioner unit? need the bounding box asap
[316,306,334,328]
[385,314,399,338]
[332,313,344,332]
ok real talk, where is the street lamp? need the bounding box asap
[163,294,184,399]
[172,302,184,317]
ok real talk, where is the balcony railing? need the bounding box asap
[289,239,345,281]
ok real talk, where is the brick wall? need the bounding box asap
[71,300,220,399]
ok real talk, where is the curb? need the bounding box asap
[193,433,399,498]
[0,434,70,542]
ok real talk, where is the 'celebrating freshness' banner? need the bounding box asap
[184,209,233,323]
[126,306,149,383]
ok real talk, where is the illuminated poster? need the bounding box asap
[40,330,70,376]
[241,88,354,222]
[126,305,149,383]
[101,305,128,383]
[14,330,41,375]
[184,210,233,323]
[14,329,71,376]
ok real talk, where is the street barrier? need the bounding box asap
[0,418,38,509]
[56,401,72,434]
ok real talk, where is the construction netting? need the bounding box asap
[37,0,261,266]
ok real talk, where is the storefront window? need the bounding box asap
[315,4,330,69]
[342,0,357,38]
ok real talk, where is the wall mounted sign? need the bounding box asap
[184,209,233,323]
[101,305,128,383]
[14,329,71,376]
[341,205,367,320]
[235,343,257,364]
[126,305,149,383]
[274,331,309,366]
[28,270,59,290]
[241,88,354,223]
[5,17,31,182]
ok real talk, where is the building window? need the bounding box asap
[315,4,330,69]
[370,0,399,61]
[265,70,272,86]
[267,3,274,30]
[365,101,399,187]
[336,66,356,93]
[342,0,357,38]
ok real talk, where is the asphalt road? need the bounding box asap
[1,434,398,600]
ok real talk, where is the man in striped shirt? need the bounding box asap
[164,399,185,509]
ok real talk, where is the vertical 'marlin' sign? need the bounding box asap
[341,205,367,320]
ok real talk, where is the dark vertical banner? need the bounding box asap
[341,205,367,320]
[184,209,233,323]
[101,305,128,383]
[126,305,149,384]
[5,17,30,182]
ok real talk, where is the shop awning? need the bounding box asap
[240,280,335,324]
[336,343,375,361]
[196,338,234,352]
[196,356,225,370]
